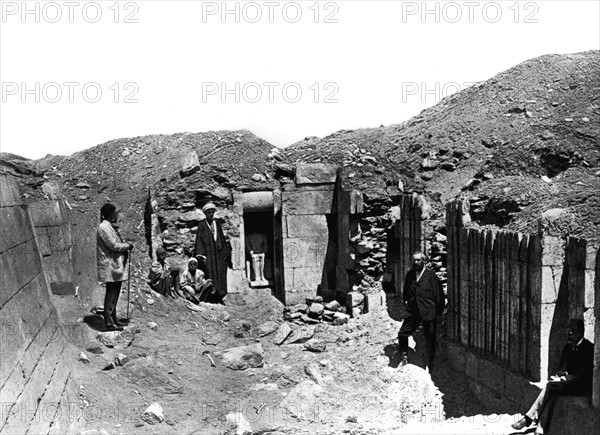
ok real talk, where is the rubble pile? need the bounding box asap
[282,296,351,327]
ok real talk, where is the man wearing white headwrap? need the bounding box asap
[193,202,232,303]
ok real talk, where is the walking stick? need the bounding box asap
[127,247,132,321]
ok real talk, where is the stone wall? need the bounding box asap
[280,165,336,305]
[29,200,75,296]
[0,173,78,433]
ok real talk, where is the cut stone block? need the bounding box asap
[180,150,200,177]
[282,190,333,215]
[295,164,337,184]
[285,215,328,238]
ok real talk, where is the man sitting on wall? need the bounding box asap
[511,318,594,434]
[147,247,180,298]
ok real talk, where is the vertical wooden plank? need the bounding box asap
[491,230,499,357]
[459,227,470,346]
[445,202,454,342]
[503,232,511,364]
[518,234,530,375]
[451,202,460,342]
[484,230,494,355]
[527,234,543,381]
[509,233,521,371]
[473,229,482,351]
[497,231,507,362]
[478,230,486,352]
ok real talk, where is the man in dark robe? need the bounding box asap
[398,251,445,371]
[194,202,232,304]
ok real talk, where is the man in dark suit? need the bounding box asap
[398,251,445,371]
[512,318,594,434]
[194,202,232,304]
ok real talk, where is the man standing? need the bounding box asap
[511,319,594,434]
[194,203,232,304]
[398,251,445,370]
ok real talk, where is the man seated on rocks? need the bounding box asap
[147,247,180,298]
[180,256,214,303]
[511,318,594,434]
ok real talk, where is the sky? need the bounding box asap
[1,0,599,159]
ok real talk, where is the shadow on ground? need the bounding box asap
[83,314,106,332]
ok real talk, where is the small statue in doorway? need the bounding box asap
[246,232,269,286]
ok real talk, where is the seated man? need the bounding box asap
[180,257,214,303]
[147,247,180,297]
[511,318,594,434]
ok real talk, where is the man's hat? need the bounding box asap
[202,202,216,212]
[566,318,584,333]
[188,257,198,265]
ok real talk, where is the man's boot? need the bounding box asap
[398,335,409,368]
[112,310,129,327]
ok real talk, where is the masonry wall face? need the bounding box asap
[29,200,75,296]
[281,185,333,305]
[0,174,61,428]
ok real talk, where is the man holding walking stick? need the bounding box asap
[97,203,134,331]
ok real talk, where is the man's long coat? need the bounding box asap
[194,219,231,296]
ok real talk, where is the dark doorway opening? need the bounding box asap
[244,211,275,286]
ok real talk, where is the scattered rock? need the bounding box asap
[221,343,264,370]
[346,292,365,307]
[103,362,115,371]
[219,311,231,322]
[301,314,321,324]
[421,158,439,170]
[304,341,327,353]
[307,303,324,318]
[273,323,293,345]
[141,403,164,425]
[333,312,350,325]
[226,411,252,435]
[122,149,131,157]
[250,383,279,391]
[203,334,222,346]
[324,300,341,311]
[115,353,129,366]
[304,362,325,385]
[147,322,158,331]
[96,326,136,349]
[257,320,280,337]
[284,326,314,344]
[85,343,103,354]
[78,352,90,363]
[281,381,324,420]
[180,150,200,177]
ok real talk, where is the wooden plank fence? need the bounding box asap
[446,201,542,375]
